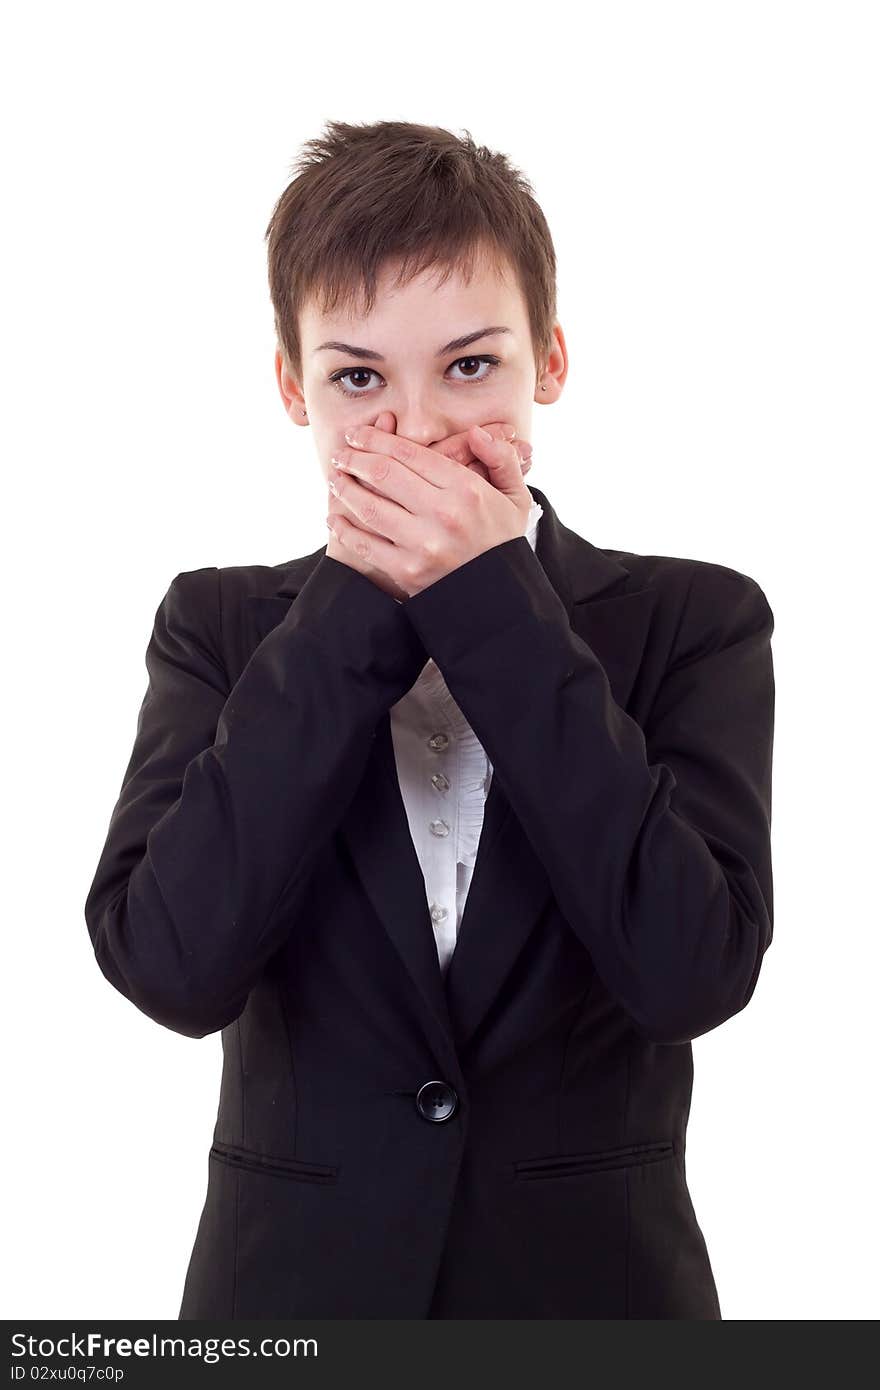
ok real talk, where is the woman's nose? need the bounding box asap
[390,422,446,448]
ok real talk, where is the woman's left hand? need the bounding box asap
[325,412,534,597]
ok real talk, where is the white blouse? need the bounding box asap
[389,490,544,975]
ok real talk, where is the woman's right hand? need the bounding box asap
[324,410,532,598]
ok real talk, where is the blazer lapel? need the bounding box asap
[244,484,656,1063]
[338,714,461,1074]
[246,554,462,1074]
[438,488,657,1053]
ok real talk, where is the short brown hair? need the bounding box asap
[265,119,558,390]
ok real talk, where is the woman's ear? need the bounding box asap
[275,347,308,424]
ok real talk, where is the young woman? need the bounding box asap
[84,119,775,1320]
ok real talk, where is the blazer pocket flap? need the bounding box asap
[512,1139,673,1180]
[209,1140,339,1183]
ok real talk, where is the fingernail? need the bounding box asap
[502,424,517,441]
[517,442,533,460]
[474,425,492,443]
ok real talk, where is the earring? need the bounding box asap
[301,408,307,415]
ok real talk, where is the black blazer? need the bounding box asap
[84,483,775,1320]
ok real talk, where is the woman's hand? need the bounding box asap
[324,410,532,599]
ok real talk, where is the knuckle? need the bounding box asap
[402,560,425,588]
[396,437,416,463]
[418,534,443,562]
[436,506,465,535]
[461,477,483,505]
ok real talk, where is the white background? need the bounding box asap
[3,0,877,1321]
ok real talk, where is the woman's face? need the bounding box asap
[277,251,565,483]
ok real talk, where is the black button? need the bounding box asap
[415,1080,458,1123]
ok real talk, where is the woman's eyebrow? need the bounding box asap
[312,326,513,361]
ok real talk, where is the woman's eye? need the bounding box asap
[329,354,501,397]
[449,355,498,381]
[331,367,379,394]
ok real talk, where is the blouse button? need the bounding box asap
[428,732,450,751]
[429,819,451,838]
[431,772,450,792]
[430,904,449,923]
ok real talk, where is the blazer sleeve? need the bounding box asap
[402,537,775,1046]
[84,556,428,1039]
